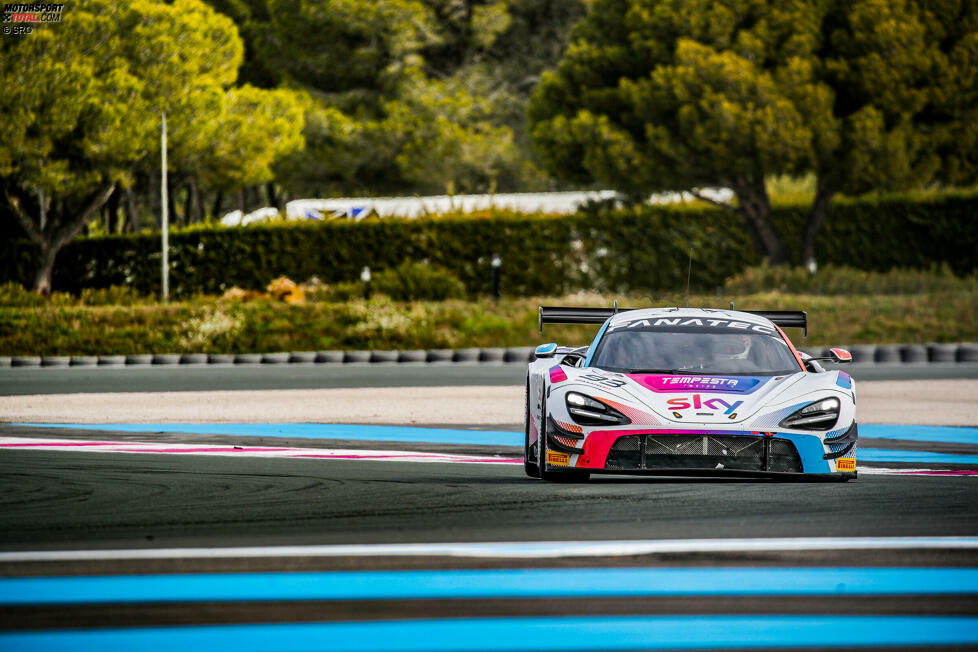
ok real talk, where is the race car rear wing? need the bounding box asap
[744,310,808,336]
[539,306,807,335]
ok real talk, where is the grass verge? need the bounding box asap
[2,290,977,356]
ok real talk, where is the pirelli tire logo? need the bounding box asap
[546,451,570,467]
[2,2,64,35]
[836,458,856,472]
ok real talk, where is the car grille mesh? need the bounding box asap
[606,433,803,473]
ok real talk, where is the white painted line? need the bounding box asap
[3,538,978,563]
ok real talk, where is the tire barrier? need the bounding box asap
[927,343,958,363]
[958,344,978,363]
[397,350,427,363]
[874,346,902,363]
[368,350,398,363]
[848,345,876,364]
[504,347,534,363]
[478,348,506,362]
[900,344,928,363]
[342,351,371,364]
[425,349,454,363]
[314,351,344,364]
[452,348,481,363]
[4,344,978,368]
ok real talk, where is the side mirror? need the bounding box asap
[561,346,589,368]
[535,343,558,359]
[809,347,853,365]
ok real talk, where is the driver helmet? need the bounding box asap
[718,333,753,360]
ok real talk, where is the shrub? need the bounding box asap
[266,276,305,304]
[0,282,45,307]
[373,260,467,301]
[301,277,364,302]
[79,285,144,306]
[0,282,74,306]
[725,262,978,295]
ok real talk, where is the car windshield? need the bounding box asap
[590,325,800,375]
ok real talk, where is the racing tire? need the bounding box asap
[523,381,540,478]
[537,402,590,483]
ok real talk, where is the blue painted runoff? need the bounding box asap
[860,424,978,445]
[3,567,978,606]
[21,422,978,448]
[17,423,978,465]
[17,423,524,447]
[859,448,978,465]
[3,616,978,652]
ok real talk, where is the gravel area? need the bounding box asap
[0,380,976,426]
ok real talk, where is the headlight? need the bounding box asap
[779,397,840,430]
[565,392,631,426]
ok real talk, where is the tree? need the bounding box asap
[381,73,530,194]
[0,0,304,292]
[798,0,967,263]
[528,0,823,263]
[527,0,977,264]
[210,0,586,197]
[200,86,306,195]
[0,0,154,293]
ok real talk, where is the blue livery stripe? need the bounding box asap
[777,432,830,473]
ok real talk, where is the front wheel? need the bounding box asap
[523,382,539,478]
[538,404,589,483]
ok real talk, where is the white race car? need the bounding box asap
[525,306,856,481]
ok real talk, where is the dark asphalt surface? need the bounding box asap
[2,449,976,552]
[1,362,977,395]
[3,365,977,643]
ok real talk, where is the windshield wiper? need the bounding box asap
[626,368,687,374]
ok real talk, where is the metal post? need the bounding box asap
[161,112,169,301]
[491,254,501,301]
[360,266,371,300]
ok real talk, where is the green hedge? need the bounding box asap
[2,193,976,297]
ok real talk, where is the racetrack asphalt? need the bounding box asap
[2,364,977,649]
[2,361,977,396]
[1,448,976,551]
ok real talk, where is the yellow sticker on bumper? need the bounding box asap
[547,451,570,466]
[836,457,856,472]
